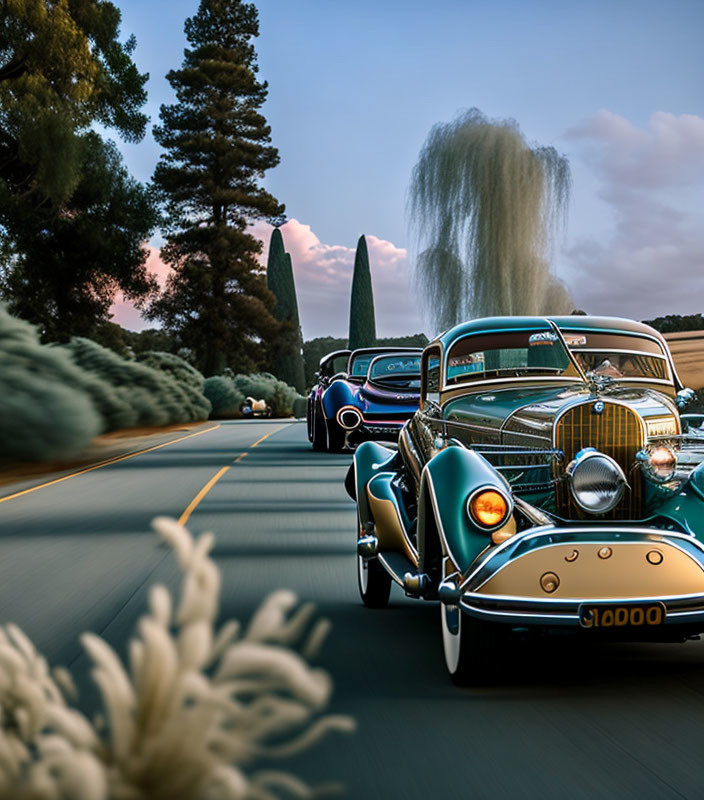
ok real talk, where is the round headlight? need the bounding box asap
[639,445,677,483]
[467,488,511,531]
[567,448,627,514]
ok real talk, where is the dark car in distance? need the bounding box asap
[307,347,422,451]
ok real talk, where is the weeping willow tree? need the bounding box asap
[409,108,573,331]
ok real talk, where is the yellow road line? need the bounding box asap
[177,423,290,525]
[0,424,221,506]
[178,465,230,525]
[250,425,288,449]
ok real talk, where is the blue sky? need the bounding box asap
[113,0,704,338]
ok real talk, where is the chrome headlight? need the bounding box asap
[566,448,627,514]
[637,444,677,483]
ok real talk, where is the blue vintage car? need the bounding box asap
[307,347,422,451]
[347,316,704,684]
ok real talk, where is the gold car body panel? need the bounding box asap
[476,541,704,600]
[366,481,419,565]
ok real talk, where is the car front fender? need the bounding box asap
[348,440,399,526]
[419,446,511,573]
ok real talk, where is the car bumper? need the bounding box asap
[347,421,407,445]
[450,526,704,631]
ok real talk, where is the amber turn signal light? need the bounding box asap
[468,489,509,529]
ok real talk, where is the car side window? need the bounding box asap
[423,349,441,407]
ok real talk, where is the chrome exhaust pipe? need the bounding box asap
[337,406,363,431]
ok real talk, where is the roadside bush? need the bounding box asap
[0,307,103,462]
[0,517,354,800]
[0,308,212,463]
[233,372,301,417]
[203,376,245,417]
[65,338,211,427]
[136,351,205,391]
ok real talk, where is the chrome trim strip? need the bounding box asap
[462,587,704,605]
[571,348,668,361]
[444,375,579,394]
[377,552,406,587]
[546,318,589,383]
[422,468,461,573]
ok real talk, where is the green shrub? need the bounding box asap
[0,307,102,462]
[64,338,211,428]
[293,396,307,418]
[136,351,205,390]
[203,376,244,417]
[233,372,301,416]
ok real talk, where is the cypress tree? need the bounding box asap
[149,0,284,375]
[348,235,377,349]
[266,228,305,391]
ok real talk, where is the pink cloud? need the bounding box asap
[251,218,423,339]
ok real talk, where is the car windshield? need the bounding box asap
[368,355,421,389]
[563,332,671,382]
[321,353,349,377]
[349,353,376,376]
[446,330,573,385]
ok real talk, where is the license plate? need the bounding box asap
[578,602,666,629]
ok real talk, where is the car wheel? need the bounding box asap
[311,402,327,451]
[441,603,503,686]
[357,520,391,609]
[325,417,347,452]
[306,398,315,442]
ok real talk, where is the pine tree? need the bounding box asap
[1,133,158,341]
[266,228,305,391]
[348,235,376,350]
[0,0,148,206]
[149,0,284,376]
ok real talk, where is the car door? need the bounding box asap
[403,347,444,478]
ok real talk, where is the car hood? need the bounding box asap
[444,383,678,445]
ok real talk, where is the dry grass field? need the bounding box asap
[665,331,704,390]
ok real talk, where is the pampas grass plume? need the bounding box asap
[0,518,354,799]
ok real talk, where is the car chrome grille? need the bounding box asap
[555,401,644,519]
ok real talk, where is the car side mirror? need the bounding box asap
[676,387,696,410]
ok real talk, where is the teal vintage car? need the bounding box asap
[346,316,704,684]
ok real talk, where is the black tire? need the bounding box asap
[325,417,347,452]
[306,397,314,442]
[311,401,327,451]
[441,603,507,686]
[357,552,392,608]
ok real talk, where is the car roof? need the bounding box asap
[349,346,423,357]
[319,349,351,368]
[433,316,667,351]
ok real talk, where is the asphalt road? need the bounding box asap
[2,420,704,799]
